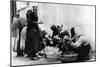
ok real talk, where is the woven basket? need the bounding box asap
[60,54,78,62]
[46,54,60,62]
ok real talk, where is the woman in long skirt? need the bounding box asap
[70,27,91,61]
[24,9,42,59]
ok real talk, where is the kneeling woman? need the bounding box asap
[70,27,91,62]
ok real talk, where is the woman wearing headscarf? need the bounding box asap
[50,25,58,38]
[24,8,42,60]
[70,27,91,61]
[11,14,27,56]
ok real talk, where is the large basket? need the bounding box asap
[59,53,78,62]
[46,54,60,62]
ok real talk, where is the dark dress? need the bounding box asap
[24,9,42,58]
[76,42,90,61]
[24,22,42,57]
[70,35,91,61]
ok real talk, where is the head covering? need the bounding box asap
[70,27,75,38]
[60,29,69,38]
[74,27,83,36]
[50,25,57,31]
[64,35,70,40]
[26,9,38,22]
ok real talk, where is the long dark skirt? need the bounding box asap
[24,27,42,57]
[69,43,91,62]
[77,44,90,61]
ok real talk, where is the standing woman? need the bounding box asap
[24,7,42,60]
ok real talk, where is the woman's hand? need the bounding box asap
[70,42,81,48]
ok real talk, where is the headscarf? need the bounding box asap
[74,27,83,36]
[26,9,38,23]
[71,27,83,42]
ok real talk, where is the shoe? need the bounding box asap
[16,54,24,57]
[30,57,38,60]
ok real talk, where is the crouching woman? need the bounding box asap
[70,27,91,62]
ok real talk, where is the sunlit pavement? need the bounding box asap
[11,52,61,66]
[11,37,61,66]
